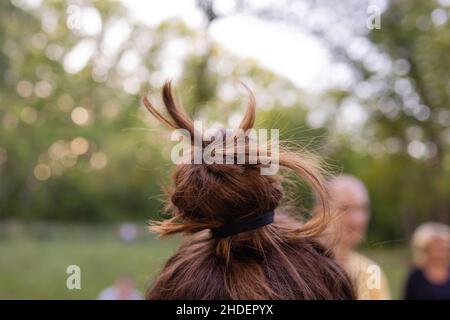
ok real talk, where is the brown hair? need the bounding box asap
[142,81,355,300]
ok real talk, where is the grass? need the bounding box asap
[0,222,179,299]
[0,222,410,299]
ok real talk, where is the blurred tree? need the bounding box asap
[321,0,450,239]
[196,0,450,242]
[0,0,311,222]
[2,0,449,244]
[365,0,450,233]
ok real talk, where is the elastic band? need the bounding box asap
[211,210,275,239]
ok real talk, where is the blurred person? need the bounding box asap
[97,277,142,300]
[319,174,391,300]
[142,82,356,299]
[404,222,450,300]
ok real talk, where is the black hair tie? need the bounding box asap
[211,210,275,239]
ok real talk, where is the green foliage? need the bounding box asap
[0,1,310,223]
[1,0,449,244]
[341,0,450,238]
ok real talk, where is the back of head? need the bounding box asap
[143,81,355,300]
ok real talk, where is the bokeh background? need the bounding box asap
[1,0,450,299]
